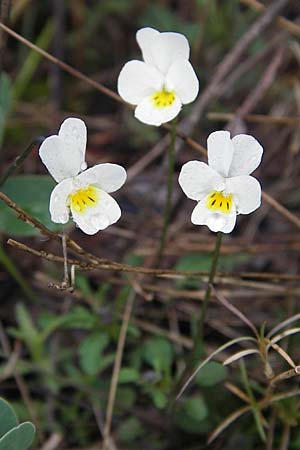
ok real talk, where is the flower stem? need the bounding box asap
[185,232,223,366]
[155,119,177,267]
[171,232,223,401]
[196,231,223,347]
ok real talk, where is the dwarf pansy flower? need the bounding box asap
[178,131,263,234]
[39,118,126,235]
[117,27,199,126]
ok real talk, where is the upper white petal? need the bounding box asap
[207,130,234,178]
[165,59,199,104]
[49,178,74,224]
[152,31,190,74]
[39,117,87,182]
[77,163,127,193]
[136,27,160,66]
[226,175,261,214]
[229,134,263,177]
[135,95,182,126]
[71,190,121,235]
[178,161,223,201]
[117,60,163,105]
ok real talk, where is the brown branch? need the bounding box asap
[207,112,300,126]
[0,191,120,266]
[270,366,300,388]
[227,47,284,132]
[180,0,289,137]
[8,238,300,286]
[240,0,300,38]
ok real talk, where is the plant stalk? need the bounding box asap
[155,119,177,266]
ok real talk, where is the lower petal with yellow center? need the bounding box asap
[206,191,233,214]
[152,89,176,108]
[68,185,99,214]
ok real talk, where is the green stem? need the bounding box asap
[175,231,223,393]
[0,136,44,187]
[240,359,266,442]
[196,231,223,349]
[155,119,177,266]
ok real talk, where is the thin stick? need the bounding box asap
[155,119,177,266]
[9,238,300,285]
[240,0,300,38]
[0,22,121,103]
[270,366,300,388]
[207,112,300,126]
[62,233,69,286]
[212,286,258,337]
[103,290,135,449]
[0,137,44,186]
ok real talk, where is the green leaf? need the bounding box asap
[175,253,211,287]
[118,417,144,443]
[116,387,137,409]
[0,73,12,146]
[0,73,12,117]
[0,398,18,439]
[53,307,98,330]
[0,422,35,450]
[183,396,208,422]
[118,367,139,384]
[152,390,168,409]
[79,332,109,375]
[195,361,227,387]
[143,337,174,373]
[15,303,43,362]
[0,175,61,236]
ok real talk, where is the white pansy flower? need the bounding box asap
[39,118,126,235]
[178,131,263,234]
[117,27,199,126]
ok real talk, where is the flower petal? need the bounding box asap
[117,60,163,105]
[49,178,74,224]
[178,161,223,201]
[135,95,182,126]
[71,190,121,235]
[191,200,211,225]
[229,134,263,177]
[165,59,199,104]
[218,213,237,234]
[77,163,127,193]
[136,27,160,66]
[152,31,190,74]
[59,117,87,167]
[39,118,87,182]
[226,175,261,214]
[207,130,234,178]
[191,199,237,233]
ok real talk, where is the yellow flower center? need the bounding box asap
[152,90,176,108]
[207,191,233,214]
[69,186,99,214]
